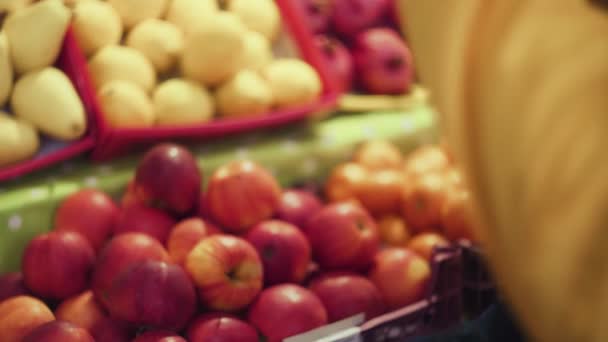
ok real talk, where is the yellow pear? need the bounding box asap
[241,31,273,72]
[166,0,218,36]
[181,12,247,86]
[126,19,183,75]
[262,59,322,108]
[88,45,157,92]
[153,79,214,126]
[11,67,86,141]
[4,0,71,74]
[227,0,281,42]
[216,69,273,118]
[0,31,13,107]
[0,112,39,167]
[98,80,155,128]
[72,0,123,56]
[107,0,168,30]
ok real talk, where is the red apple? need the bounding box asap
[407,233,450,261]
[353,28,414,94]
[245,220,312,286]
[56,290,131,342]
[205,160,281,233]
[114,204,176,244]
[92,233,170,308]
[248,284,328,342]
[296,0,334,34]
[54,189,119,252]
[368,248,431,309]
[188,314,258,342]
[324,162,368,203]
[305,202,379,270]
[167,218,220,265]
[0,272,29,302]
[0,296,55,342]
[105,260,196,330]
[22,320,95,342]
[185,235,263,311]
[309,272,386,322]
[22,231,95,300]
[401,173,448,232]
[133,331,186,342]
[315,35,353,93]
[357,170,406,217]
[275,189,323,230]
[135,144,202,216]
[441,189,477,242]
[332,0,391,38]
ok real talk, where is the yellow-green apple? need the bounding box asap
[104,260,196,330]
[187,314,258,342]
[55,290,131,342]
[135,144,202,216]
[92,233,170,308]
[185,235,263,312]
[205,160,281,233]
[245,220,311,286]
[368,248,431,309]
[353,28,414,94]
[304,202,379,270]
[0,272,29,302]
[166,218,220,265]
[133,330,186,342]
[54,189,119,252]
[275,189,323,230]
[114,204,176,244]
[22,231,95,300]
[0,296,55,342]
[22,321,95,342]
[407,233,450,261]
[309,272,386,322]
[248,284,328,342]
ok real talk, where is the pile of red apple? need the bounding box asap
[297,0,414,94]
[0,142,443,342]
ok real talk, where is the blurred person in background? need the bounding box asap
[399,1,608,341]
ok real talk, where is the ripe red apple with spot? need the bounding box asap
[353,28,414,94]
[0,272,29,302]
[114,204,176,244]
[248,284,328,342]
[245,220,311,286]
[185,235,263,311]
[105,260,196,330]
[305,202,379,270]
[167,218,220,265]
[407,233,450,261]
[296,0,334,34]
[315,35,353,93]
[92,233,170,308]
[133,330,186,342]
[56,290,131,342]
[206,160,281,233]
[332,0,391,38]
[22,320,95,342]
[276,189,323,230]
[369,248,431,309]
[55,189,119,252]
[135,144,202,216]
[309,272,386,322]
[22,231,95,300]
[188,314,258,342]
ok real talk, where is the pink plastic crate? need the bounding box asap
[90,0,338,161]
[0,27,97,182]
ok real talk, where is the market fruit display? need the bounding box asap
[0,141,476,340]
[300,0,414,95]
[73,0,323,129]
[0,0,89,168]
